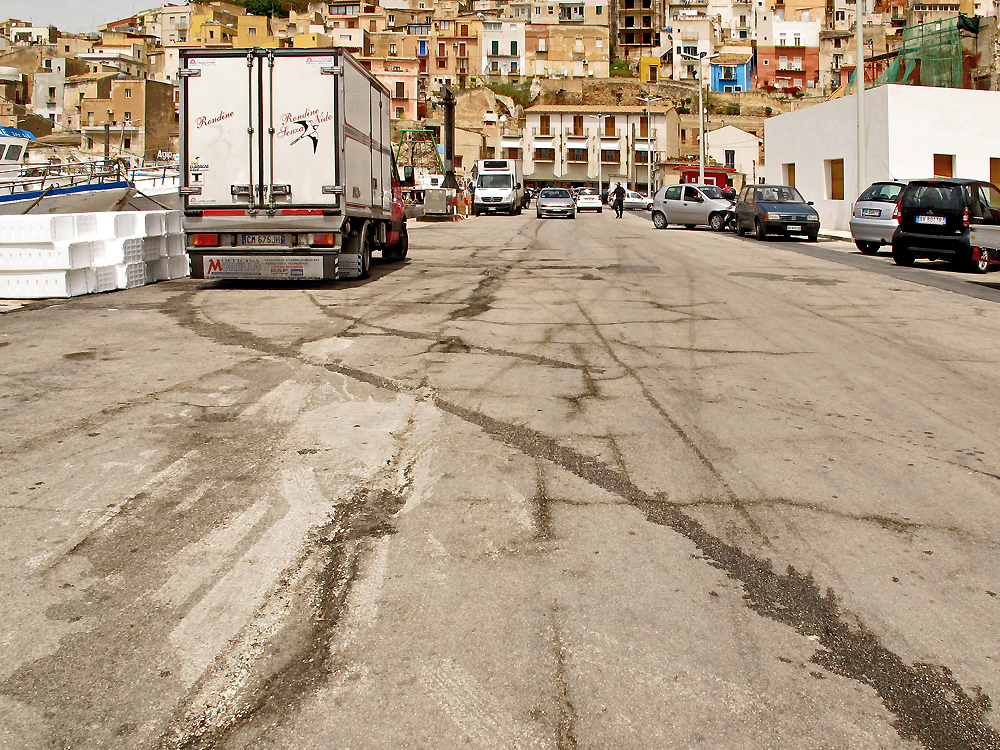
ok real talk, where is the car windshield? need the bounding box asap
[540,188,570,198]
[701,187,724,199]
[859,183,904,202]
[478,174,512,189]
[754,186,805,203]
[901,183,964,210]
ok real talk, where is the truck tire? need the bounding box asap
[359,223,372,279]
[384,225,408,262]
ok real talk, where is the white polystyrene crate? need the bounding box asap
[0,268,92,298]
[147,257,169,282]
[165,234,185,256]
[96,236,145,266]
[92,265,118,293]
[0,241,98,272]
[115,262,146,289]
[142,235,166,261]
[167,254,189,279]
[164,211,182,235]
[142,211,166,237]
[0,214,80,243]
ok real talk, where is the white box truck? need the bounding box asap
[472,159,524,216]
[179,48,411,280]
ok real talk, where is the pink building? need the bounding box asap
[364,57,419,121]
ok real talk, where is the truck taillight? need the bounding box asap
[309,233,336,247]
[962,207,970,228]
[191,234,219,247]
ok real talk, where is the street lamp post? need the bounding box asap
[636,95,662,197]
[680,51,718,185]
[588,113,609,195]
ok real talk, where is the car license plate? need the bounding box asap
[241,234,286,245]
[786,225,801,232]
[862,208,881,217]
[916,215,946,226]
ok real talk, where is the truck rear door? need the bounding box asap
[181,49,341,211]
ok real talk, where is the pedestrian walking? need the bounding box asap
[612,182,626,219]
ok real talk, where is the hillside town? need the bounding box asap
[1,0,999,196]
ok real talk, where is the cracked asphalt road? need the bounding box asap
[2,210,1000,749]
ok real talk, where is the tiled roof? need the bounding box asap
[712,53,753,65]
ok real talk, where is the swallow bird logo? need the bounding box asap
[290,119,319,153]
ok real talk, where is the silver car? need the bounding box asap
[536,187,576,219]
[652,184,734,231]
[850,180,908,254]
[623,189,652,211]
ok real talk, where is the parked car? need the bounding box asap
[623,190,652,211]
[575,188,602,212]
[850,180,909,254]
[891,178,1000,273]
[536,187,576,219]
[652,183,734,230]
[734,184,820,241]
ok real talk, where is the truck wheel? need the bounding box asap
[384,225,408,262]
[350,221,372,279]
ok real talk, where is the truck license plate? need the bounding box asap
[241,234,287,245]
[862,208,881,217]
[916,215,946,226]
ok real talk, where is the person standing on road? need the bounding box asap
[612,182,626,219]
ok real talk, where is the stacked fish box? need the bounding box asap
[0,210,188,299]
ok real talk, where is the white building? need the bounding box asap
[706,124,761,183]
[482,20,525,78]
[764,84,1000,231]
[522,104,681,194]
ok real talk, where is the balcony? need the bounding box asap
[564,128,588,139]
[532,127,555,137]
[600,151,621,163]
[600,128,622,139]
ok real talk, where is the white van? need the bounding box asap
[473,159,524,216]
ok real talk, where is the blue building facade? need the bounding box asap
[710,53,755,93]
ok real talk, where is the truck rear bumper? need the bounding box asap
[189,252,362,280]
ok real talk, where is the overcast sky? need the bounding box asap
[0,0,160,35]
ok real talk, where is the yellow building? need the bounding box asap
[189,14,236,47]
[292,33,334,48]
[234,15,283,48]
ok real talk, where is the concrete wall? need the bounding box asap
[764,84,1000,231]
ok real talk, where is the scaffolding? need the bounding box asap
[859,15,981,90]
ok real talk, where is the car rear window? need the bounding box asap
[901,183,964,210]
[859,183,904,202]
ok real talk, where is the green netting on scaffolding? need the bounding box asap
[854,15,978,90]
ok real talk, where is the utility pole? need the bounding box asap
[440,86,457,189]
[855,0,867,196]
[680,52,718,184]
[588,113,609,195]
[636,95,662,196]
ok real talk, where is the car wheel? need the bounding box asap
[536,212,542,219]
[646,202,653,210]
[736,218,746,236]
[807,232,819,243]
[892,245,915,267]
[754,219,766,241]
[709,213,725,232]
[970,248,990,274]
[652,211,667,229]
[855,240,879,255]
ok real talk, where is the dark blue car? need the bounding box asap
[735,184,820,242]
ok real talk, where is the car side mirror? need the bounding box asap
[515,183,521,189]
[807,201,814,205]
[401,165,415,187]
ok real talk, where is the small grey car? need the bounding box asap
[536,188,576,219]
[849,180,908,254]
[652,184,734,231]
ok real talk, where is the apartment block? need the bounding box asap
[755,13,821,90]
[522,104,681,193]
[79,78,174,159]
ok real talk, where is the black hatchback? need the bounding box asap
[892,178,1000,273]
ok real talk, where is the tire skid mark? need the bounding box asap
[166,279,1000,749]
